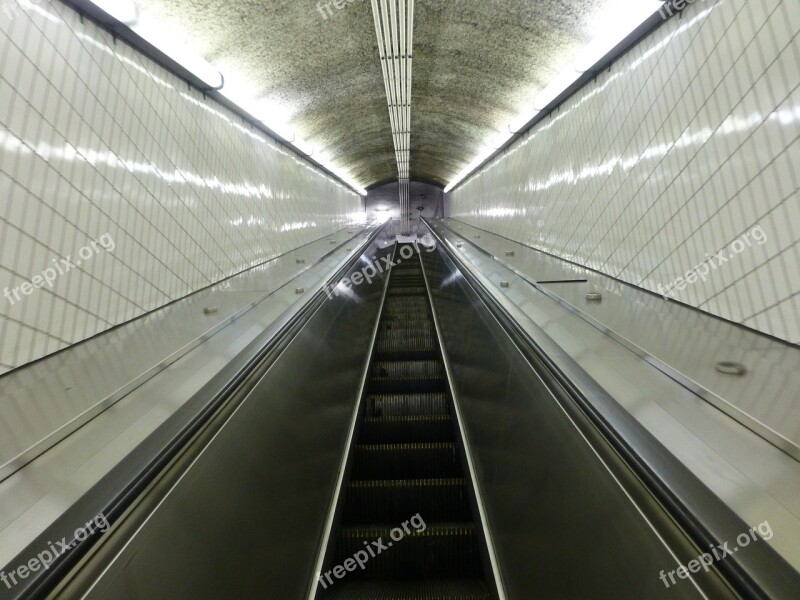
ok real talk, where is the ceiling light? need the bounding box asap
[509,105,539,133]
[371,0,414,231]
[445,146,494,193]
[87,1,366,197]
[446,0,660,194]
[218,72,297,141]
[219,90,296,142]
[575,0,657,72]
[132,16,223,89]
[292,137,315,156]
[490,130,513,149]
[533,68,582,110]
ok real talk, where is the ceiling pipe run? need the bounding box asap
[372,0,414,234]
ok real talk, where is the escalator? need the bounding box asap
[319,244,496,599]
[18,236,800,600]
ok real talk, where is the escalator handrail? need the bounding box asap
[4,224,389,600]
[421,217,800,600]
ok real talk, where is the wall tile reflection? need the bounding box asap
[0,1,362,373]
[451,0,799,344]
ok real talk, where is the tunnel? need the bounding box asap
[1,0,799,598]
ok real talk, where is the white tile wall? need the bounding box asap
[0,0,363,373]
[451,0,799,344]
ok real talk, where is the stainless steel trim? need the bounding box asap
[418,247,508,600]
[421,219,800,598]
[28,235,392,600]
[69,294,346,600]
[306,243,398,600]
[0,226,381,484]
[435,218,800,463]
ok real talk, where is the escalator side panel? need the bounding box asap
[53,244,396,600]
[421,247,721,600]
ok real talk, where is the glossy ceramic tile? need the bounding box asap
[424,221,800,573]
[0,224,392,567]
[431,218,800,460]
[450,0,799,344]
[0,0,363,372]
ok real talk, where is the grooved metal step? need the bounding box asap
[387,286,428,296]
[369,360,446,393]
[366,393,449,417]
[384,296,431,311]
[319,246,492,598]
[360,415,453,444]
[352,443,460,479]
[334,523,483,579]
[343,478,470,523]
[375,328,437,355]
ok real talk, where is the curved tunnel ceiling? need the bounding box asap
[134,0,606,190]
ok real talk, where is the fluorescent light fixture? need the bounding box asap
[444,146,494,193]
[509,104,539,133]
[212,71,367,196]
[292,136,315,156]
[371,0,415,231]
[315,150,333,165]
[218,74,297,141]
[86,1,366,196]
[575,0,657,72]
[490,130,513,149]
[220,92,296,141]
[299,150,367,195]
[317,156,367,196]
[132,16,223,89]
[533,68,582,110]
[446,0,660,194]
[264,121,295,143]
[88,0,138,24]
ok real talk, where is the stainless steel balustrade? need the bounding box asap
[6,229,799,599]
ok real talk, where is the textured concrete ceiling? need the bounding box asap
[135,0,602,189]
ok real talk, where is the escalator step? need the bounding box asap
[378,320,433,330]
[333,523,483,579]
[360,415,453,444]
[352,443,460,479]
[390,280,425,287]
[384,296,430,310]
[342,478,470,523]
[380,315,434,329]
[320,252,492,597]
[366,393,449,417]
[387,287,427,296]
[375,328,436,354]
[371,360,444,380]
[320,579,492,600]
[369,360,446,393]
